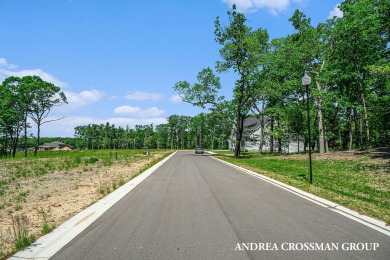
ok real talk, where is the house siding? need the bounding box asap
[229,118,306,153]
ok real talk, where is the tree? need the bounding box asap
[0,81,24,157]
[289,10,326,153]
[325,0,388,149]
[174,5,268,157]
[1,77,29,157]
[28,78,67,155]
[214,5,269,157]
[174,67,222,109]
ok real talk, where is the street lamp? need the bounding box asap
[302,72,313,184]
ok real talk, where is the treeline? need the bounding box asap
[175,1,389,157]
[73,112,231,150]
[0,76,67,157]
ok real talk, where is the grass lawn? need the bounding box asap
[214,151,390,224]
[211,150,258,155]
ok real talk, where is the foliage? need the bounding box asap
[71,112,231,151]
[174,4,269,157]
[0,76,67,158]
[172,2,389,155]
[174,68,222,109]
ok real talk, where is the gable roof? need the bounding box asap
[39,141,72,148]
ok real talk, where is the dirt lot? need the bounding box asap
[283,148,390,162]
[0,151,171,257]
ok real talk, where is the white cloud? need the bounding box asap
[114,105,165,118]
[0,58,68,87]
[140,107,165,117]
[0,57,17,69]
[169,94,183,103]
[63,89,105,109]
[328,4,343,19]
[114,105,141,115]
[125,91,163,101]
[0,68,68,87]
[222,0,304,15]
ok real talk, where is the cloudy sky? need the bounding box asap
[0,0,342,137]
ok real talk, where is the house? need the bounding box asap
[228,118,305,153]
[39,141,73,151]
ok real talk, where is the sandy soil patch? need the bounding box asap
[0,151,170,257]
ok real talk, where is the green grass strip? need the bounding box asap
[217,153,390,224]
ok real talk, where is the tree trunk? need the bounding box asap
[348,110,353,151]
[359,111,363,149]
[361,93,371,148]
[24,112,28,157]
[339,119,343,150]
[34,121,41,156]
[1,135,8,157]
[277,119,282,153]
[270,117,274,153]
[258,95,265,153]
[324,124,329,153]
[315,80,325,154]
[354,109,360,149]
[234,113,244,157]
[234,80,247,158]
[12,135,19,158]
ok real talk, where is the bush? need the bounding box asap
[89,157,99,163]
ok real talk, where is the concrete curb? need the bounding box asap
[10,151,177,260]
[210,155,390,237]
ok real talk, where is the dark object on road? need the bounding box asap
[195,147,205,154]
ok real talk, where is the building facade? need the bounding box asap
[228,118,306,153]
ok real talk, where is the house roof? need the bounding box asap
[39,141,72,148]
[242,118,261,136]
[232,117,271,138]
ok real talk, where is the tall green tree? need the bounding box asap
[289,10,327,153]
[28,78,67,155]
[174,5,268,157]
[214,4,268,157]
[325,0,388,149]
[0,80,24,157]
[1,77,31,157]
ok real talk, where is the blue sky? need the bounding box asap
[0,0,342,137]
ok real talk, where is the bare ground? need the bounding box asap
[0,151,170,257]
[222,148,390,164]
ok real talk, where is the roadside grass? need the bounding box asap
[217,152,390,224]
[10,214,35,251]
[211,150,258,156]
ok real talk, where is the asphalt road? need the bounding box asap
[52,151,390,259]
